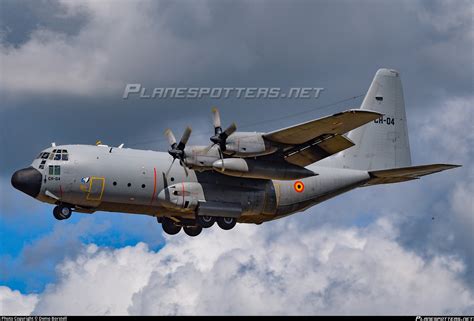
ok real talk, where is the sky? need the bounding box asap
[0,0,473,315]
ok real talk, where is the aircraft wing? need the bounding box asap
[262,110,382,167]
[364,164,461,185]
[263,109,382,145]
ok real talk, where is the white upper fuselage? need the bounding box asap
[28,144,370,223]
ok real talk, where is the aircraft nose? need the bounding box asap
[11,167,42,198]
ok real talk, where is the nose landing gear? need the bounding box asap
[53,204,72,220]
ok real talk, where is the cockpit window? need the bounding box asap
[48,165,60,175]
[47,149,69,161]
[41,152,50,159]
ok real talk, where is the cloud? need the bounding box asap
[1,0,473,316]
[1,0,472,101]
[0,0,256,97]
[0,286,38,315]
[2,219,473,315]
[418,96,474,163]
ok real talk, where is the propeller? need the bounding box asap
[165,127,192,176]
[208,107,237,152]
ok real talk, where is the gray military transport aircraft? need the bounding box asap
[12,69,460,236]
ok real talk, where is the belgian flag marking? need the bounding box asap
[294,181,304,193]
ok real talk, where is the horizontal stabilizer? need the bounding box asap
[365,164,461,185]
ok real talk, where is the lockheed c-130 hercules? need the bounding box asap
[11,69,460,237]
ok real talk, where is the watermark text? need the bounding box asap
[123,84,324,100]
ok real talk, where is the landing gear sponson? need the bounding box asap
[158,215,237,237]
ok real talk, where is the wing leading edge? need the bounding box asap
[262,109,382,166]
[263,109,382,145]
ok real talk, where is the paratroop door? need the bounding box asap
[87,177,105,201]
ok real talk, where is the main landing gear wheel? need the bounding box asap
[53,205,72,220]
[196,215,215,228]
[217,217,237,230]
[162,218,182,235]
[183,225,203,237]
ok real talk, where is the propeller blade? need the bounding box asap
[222,122,237,138]
[203,143,216,153]
[164,129,177,147]
[179,159,189,176]
[177,126,192,150]
[165,158,176,177]
[211,107,221,132]
[218,147,225,171]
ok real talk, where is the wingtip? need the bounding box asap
[446,164,462,168]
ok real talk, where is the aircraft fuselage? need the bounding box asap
[15,144,370,225]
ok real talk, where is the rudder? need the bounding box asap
[340,68,411,170]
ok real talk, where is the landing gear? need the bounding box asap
[161,217,182,235]
[53,204,72,220]
[217,217,237,230]
[196,215,215,228]
[158,215,237,236]
[183,225,203,237]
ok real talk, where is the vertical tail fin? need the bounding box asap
[341,68,412,170]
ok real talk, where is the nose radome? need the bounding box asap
[11,167,42,198]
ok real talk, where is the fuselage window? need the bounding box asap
[49,165,54,175]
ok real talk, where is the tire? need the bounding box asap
[162,218,181,235]
[217,217,237,230]
[58,205,72,219]
[196,215,215,228]
[183,225,202,237]
[53,206,63,220]
[53,205,71,220]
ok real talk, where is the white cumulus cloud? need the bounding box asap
[2,219,473,315]
[0,286,38,315]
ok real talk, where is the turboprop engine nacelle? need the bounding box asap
[224,132,277,157]
[212,158,316,180]
[157,182,205,211]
